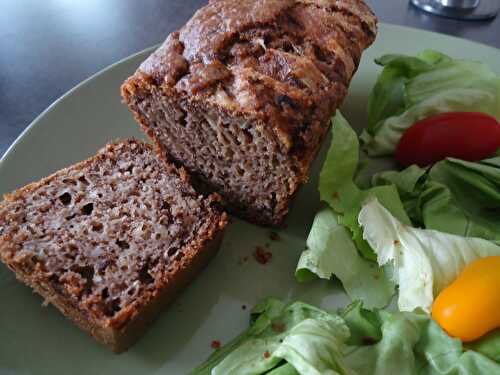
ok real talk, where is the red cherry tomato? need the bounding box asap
[395,112,500,167]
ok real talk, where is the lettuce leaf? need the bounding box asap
[467,330,500,363]
[295,113,413,309]
[189,298,354,375]
[190,299,500,375]
[345,307,500,375]
[424,157,500,243]
[362,51,500,156]
[358,199,500,313]
[367,50,451,134]
[296,208,395,309]
[372,157,500,244]
[319,112,410,260]
[371,164,427,220]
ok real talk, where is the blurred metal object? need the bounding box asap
[442,0,479,8]
[411,0,499,20]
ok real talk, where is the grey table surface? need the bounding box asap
[1,0,499,159]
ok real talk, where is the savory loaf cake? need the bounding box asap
[122,0,377,226]
[0,139,227,353]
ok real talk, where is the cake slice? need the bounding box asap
[0,139,227,353]
[122,0,377,226]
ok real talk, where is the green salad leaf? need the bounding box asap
[295,113,413,309]
[190,299,500,375]
[358,198,500,313]
[425,157,500,243]
[345,307,500,375]
[467,330,500,363]
[367,50,451,133]
[373,157,500,244]
[319,112,410,260]
[371,164,427,219]
[296,208,395,309]
[190,298,354,375]
[362,50,500,156]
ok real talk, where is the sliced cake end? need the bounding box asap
[0,139,227,353]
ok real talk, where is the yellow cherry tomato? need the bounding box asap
[432,256,500,342]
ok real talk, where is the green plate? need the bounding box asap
[1,24,499,374]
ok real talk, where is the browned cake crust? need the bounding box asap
[122,0,377,226]
[0,139,228,353]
